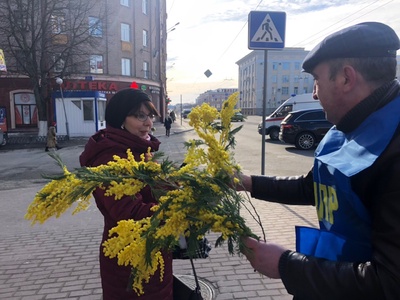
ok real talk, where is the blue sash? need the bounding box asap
[297,95,400,261]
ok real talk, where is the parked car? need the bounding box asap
[279,109,333,150]
[182,109,192,119]
[258,93,322,140]
[231,112,245,122]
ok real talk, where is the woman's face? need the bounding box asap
[123,104,154,139]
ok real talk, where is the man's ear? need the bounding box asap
[342,65,357,92]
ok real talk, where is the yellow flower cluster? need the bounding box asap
[25,166,93,224]
[25,92,263,296]
[102,218,165,295]
[25,149,156,223]
[187,92,241,177]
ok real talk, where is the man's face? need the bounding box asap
[311,62,345,125]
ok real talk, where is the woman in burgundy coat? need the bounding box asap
[79,88,173,300]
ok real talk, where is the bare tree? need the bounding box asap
[0,0,105,136]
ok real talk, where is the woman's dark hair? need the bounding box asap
[127,100,159,117]
[105,88,160,128]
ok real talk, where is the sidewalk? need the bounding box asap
[0,118,316,299]
[0,119,193,151]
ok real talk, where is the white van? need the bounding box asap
[258,93,322,140]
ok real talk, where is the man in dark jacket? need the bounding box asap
[239,22,400,300]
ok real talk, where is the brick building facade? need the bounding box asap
[0,0,168,138]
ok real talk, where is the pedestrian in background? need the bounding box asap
[79,88,173,299]
[45,121,61,151]
[164,115,172,136]
[169,110,176,122]
[238,22,400,299]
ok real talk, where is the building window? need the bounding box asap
[53,54,65,73]
[282,62,290,70]
[13,9,29,31]
[282,75,289,83]
[51,14,65,33]
[90,55,104,74]
[282,87,289,95]
[89,17,102,37]
[121,58,131,76]
[293,87,299,94]
[271,75,277,83]
[143,61,149,79]
[15,50,28,72]
[142,0,148,14]
[82,100,94,121]
[121,23,131,42]
[295,62,301,70]
[142,30,148,47]
[120,0,130,6]
[272,62,279,70]
[97,100,106,122]
[14,93,37,126]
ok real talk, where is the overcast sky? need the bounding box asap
[165,0,400,104]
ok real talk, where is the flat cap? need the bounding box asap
[302,22,400,73]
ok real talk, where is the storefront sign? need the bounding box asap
[57,80,160,96]
[62,80,120,92]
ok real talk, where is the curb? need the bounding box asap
[0,121,192,151]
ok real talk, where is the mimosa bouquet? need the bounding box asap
[25,92,265,295]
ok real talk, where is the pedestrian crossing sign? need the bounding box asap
[248,11,286,50]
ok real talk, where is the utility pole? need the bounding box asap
[180,94,182,126]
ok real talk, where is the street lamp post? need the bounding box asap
[55,77,69,139]
[167,22,180,33]
[164,22,179,121]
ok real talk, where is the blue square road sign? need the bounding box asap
[248,11,286,50]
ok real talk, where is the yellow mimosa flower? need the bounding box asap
[25,93,265,296]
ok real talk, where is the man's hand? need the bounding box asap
[241,237,288,278]
[234,173,252,192]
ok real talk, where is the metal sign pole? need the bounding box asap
[248,11,286,175]
[261,49,268,175]
[180,94,183,126]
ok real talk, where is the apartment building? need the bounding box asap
[236,48,314,116]
[236,49,400,116]
[0,0,167,137]
[196,88,238,111]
